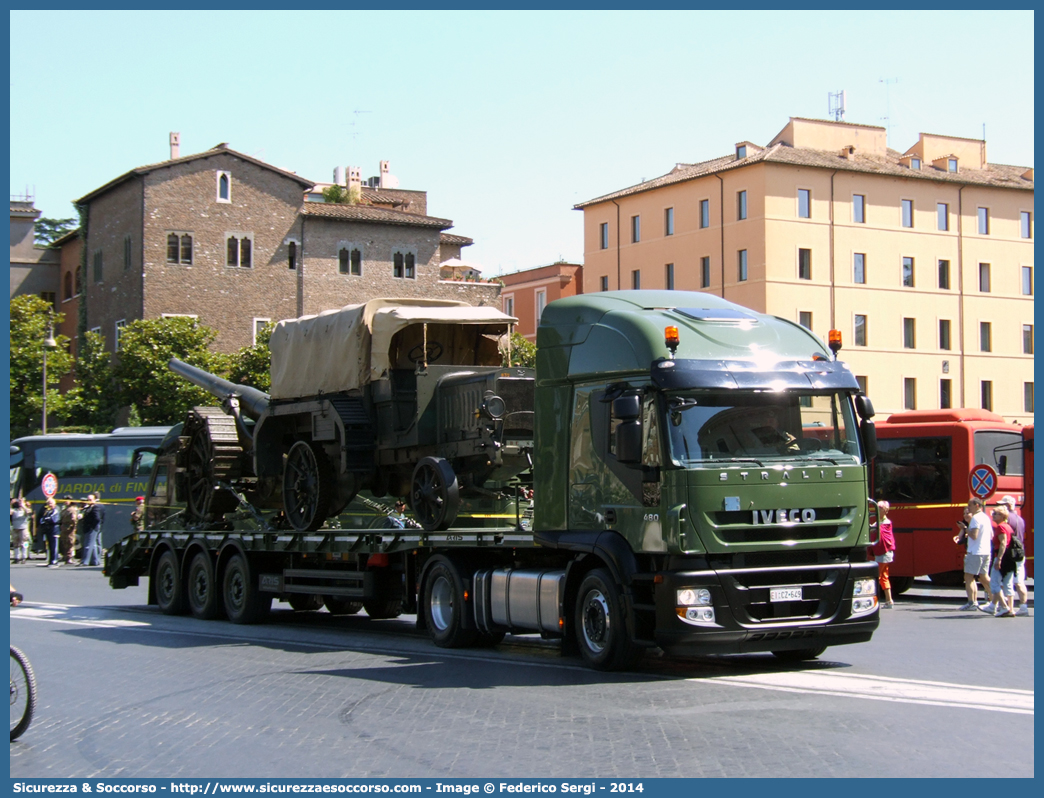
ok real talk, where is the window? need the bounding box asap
[911,157,921,170]
[901,199,913,228]
[288,241,297,270]
[737,190,747,221]
[856,376,868,395]
[253,318,270,344]
[63,272,73,300]
[535,290,547,324]
[798,248,811,280]
[979,262,990,292]
[981,381,993,411]
[40,292,56,310]
[665,263,674,290]
[948,158,958,173]
[798,188,810,218]
[853,194,865,224]
[977,207,989,235]
[940,379,952,409]
[937,203,949,231]
[631,215,640,243]
[1025,383,1035,413]
[904,378,917,410]
[405,253,415,279]
[799,311,812,330]
[700,256,710,289]
[1024,324,1034,355]
[600,275,609,292]
[631,269,641,290]
[664,208,674,236]
[226,234,252,268]
[938,259,950,290]
[853,252,865,284]
[1021,211,1032,239]
[903,318,916,349]
[979,321,991,352]
[392,252,416,279]
[93,250,103,283]
[123,236,132,271]
[854,314,867,346]
[736,145,747,159]
[503,296,514,317]
[600,222,609,250]
[738,249,747,281]
[217,171,231,202]
[393,253,404,278]
[1022,266,1033,296]
[939,319,952,351]
[902,256,914,287]
[339,247,361,276]
[114,320,126,351]
[166,233,193,265]
[699,199,710,229]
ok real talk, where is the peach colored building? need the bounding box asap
[500,261,582,340]
[575,118,1034,423]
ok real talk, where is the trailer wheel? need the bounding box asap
[574,568,642,671]
[324,596,363,615]
[422,559,478,648]
[772,646,827,662]
[186,552,220,620]
[362,598,403,620]
[222,553,271,625]
[283,441,333,532]
[287,594,324,612]
[154,550,185,615]
[411,456,460,531]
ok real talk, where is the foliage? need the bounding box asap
[65,330,119,431]
[34,217,77,247]
[321,184,362,204]
[112,317,230,425]
[502,332,537,368]
[9,295,75,437]
[227,322,274,393]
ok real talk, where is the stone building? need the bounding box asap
[9,198,60,305]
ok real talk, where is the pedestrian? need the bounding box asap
[999,495,1030,615]
[385,500,408,529]
[130,496,146,534]
[80,493,105,567]
[59,495,80,565]
[983,505,1016,617]
[10,497,32,564]
[38,497,62,567]
[872,500,897,608]
[954,497,992,610]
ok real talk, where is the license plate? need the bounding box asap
[770,587,803,602]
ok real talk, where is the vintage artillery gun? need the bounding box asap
[169,299,534,532]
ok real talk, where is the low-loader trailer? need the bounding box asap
[106,290,880,670]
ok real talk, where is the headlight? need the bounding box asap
[851,578,878,617]
[677,606,717,626]
[677,588,712,606]
[853,578,876,597]
[482,395,506,420]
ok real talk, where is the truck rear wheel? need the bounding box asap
[772,646,827,662]
[222,553,270,624]
[186,552,220,620]
[324,596,363,615]
[154,550,185,615]
[411,457,460,531]
[422,558,478,648]
[287,594,324,612]
[574,568,642,671]
[362,598,403,619]
[283,441,333,532]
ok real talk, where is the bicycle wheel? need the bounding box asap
[10,646,36,741]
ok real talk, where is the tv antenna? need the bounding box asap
[350,109,371,142]
[828,90,846,122]
[879,77,899,139]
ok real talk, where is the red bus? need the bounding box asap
[1022,425,1034,579]
[872,409,1025,593]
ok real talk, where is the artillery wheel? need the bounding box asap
[283,441,333,532]
[410,456,460,531]
[183,407,242,522]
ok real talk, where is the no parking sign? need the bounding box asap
[968,463,998,501]
[41,472,58,498]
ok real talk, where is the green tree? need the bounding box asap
[321,184,362,204]
[112,317,229,425]
[65,330,119,431]
[227,322,274,393]
[502,332,537,368]
[9,295,75,436]
[34,217,77,247]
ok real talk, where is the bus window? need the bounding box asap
[974,431,1023,475]
[874,436,952,503]
[107,444,143,476]
[34,445,106,479]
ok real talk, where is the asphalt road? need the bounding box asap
[8,560,1034,779]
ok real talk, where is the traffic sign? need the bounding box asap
[41,472,58,498]
[968,463,998,501]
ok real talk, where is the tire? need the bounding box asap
[929,570,965,588]
[890,576,915,595]
[154,549,185,616]
[574,568,642,671]
[422,559,478,648]
[287,594,324,612]
[222,553,271,625]
[363,598,403,620]
[772,646,827,662]
[10,646,36,741]
[283,441,333,532]
[324,596,363,615]
[410,457,460,531]
[186,552,220,620]
[476,630,506,648]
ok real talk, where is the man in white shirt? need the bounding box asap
[955,497,993,610]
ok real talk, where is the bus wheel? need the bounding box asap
[324,596,363,615]
[186,552,220,620]
[574,568,642,671]
[222,553,270,625]
[287,594,324,612]
[154,550,185,615]
[772,646,827,662]
[890,576,915,595]
[422,558,477,648]
[928,570,964,588]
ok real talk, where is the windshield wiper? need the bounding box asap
[715,457,765,467]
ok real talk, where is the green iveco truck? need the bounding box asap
[106,290,880,670]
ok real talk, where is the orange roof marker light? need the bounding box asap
[665,326,680,359]
[828,329,843,359]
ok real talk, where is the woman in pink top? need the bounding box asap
[872,500,897,609]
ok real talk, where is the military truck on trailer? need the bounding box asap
[107,291,881,670]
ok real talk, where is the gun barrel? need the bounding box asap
[168,358,270,420]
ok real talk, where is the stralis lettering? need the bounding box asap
[752,508,816,525]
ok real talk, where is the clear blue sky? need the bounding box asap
[9,10,1034,276]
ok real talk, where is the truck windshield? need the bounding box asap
[665,391,861,465]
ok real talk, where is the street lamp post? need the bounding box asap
[42,313,57,434]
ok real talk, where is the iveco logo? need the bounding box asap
[752,508,817,525]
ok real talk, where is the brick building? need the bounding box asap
[500,262,583,340]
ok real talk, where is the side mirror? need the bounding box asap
[855,394,875,420]
[612,394,641,421]
[616,420,642,464]
[860,419,877,462]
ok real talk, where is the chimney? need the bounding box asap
[333,166,345,186]
[348,166,362,190]
[379,160,390,188]
[169,132,181,160]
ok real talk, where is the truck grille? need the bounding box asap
[710,507,851,545]
[715,564,847,624]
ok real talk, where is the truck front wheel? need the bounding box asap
[154,550,185,615]
[222,553,271,624]
[574,568,642,671]
[422,559,477,648]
